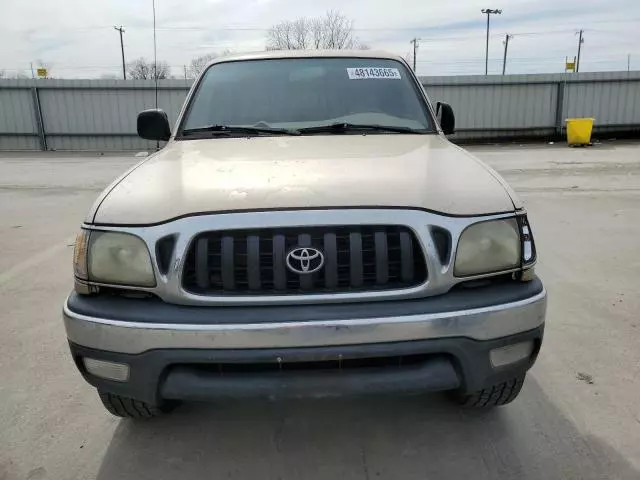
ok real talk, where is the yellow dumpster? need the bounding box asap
[566,118,595,146]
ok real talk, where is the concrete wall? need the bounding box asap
[1,72,639,150]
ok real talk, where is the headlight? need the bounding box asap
[454,218,520,276]
[87,231,156,287]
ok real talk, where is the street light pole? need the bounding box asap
[113,26,126,80]
[481,8,502,75]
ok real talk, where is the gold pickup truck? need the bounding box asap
[63,50,546,418]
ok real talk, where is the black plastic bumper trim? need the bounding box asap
[161,358,459,400]
[69,324,544,405]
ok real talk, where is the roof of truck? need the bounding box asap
[207,49,405,66]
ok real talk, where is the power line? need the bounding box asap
[5,55,629,71]
[504,29,577,37]
[410,29,580,44]
[6,52,634,72]
[416,56,630,66]
[119,17,640,31]
[8,17,640,34]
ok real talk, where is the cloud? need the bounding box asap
[1,0,638,78]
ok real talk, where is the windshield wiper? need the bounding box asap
[296,122,423,135]
[181,125,300,137]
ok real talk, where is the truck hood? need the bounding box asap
[90,135,520,225]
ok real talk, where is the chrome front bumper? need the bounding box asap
[63,288,547,355]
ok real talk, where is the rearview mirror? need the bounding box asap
[436,102,455,135]
[137,109,171,141]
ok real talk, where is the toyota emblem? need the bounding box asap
[286,247,325,274]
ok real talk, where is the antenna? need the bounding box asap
[152,0,158,109]
[152,0,159,150]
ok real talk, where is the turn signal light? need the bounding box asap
[83,358,130,382]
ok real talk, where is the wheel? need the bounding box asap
[98,391,175,418]
[454,374,526,409]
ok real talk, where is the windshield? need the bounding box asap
[179,57,435,135]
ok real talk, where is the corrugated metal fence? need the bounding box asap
[0,79,191,151]
[1,72,639,151]
[424,71,640,140]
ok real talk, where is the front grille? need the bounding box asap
[182,225,427,295]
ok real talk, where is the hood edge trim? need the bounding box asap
[88,205,517,228]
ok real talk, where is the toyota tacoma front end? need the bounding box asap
[63,50,546,418]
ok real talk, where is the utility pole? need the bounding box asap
[502,34,512,75]
[576,29,584,73]
[628,54,631,72]
[481,9,502,75]
[114,26,126,79]
[410,38,420,71]
[30,62,35,79]
[184,65,188,80]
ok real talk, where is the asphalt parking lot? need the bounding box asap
[1,142,639,480]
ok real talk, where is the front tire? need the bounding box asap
[454,374,526,408]
[98,391,175,418]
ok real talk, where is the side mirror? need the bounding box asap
[137,109,171,141]
[436,102,455,135]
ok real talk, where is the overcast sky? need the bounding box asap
[2,0,639,78]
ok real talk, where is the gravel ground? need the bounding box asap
[1,142,639,480]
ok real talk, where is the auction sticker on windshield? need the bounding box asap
[347,67,401,80]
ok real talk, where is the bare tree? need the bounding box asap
[153,61,171,79]
[127,57,171,80]
[266,11,366,50]
[266,20,298,50]
[310,17,325,49]
[188,53,218,78]
[323,11,353,49]
[127,58,152,79]
[292,18,310,49]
